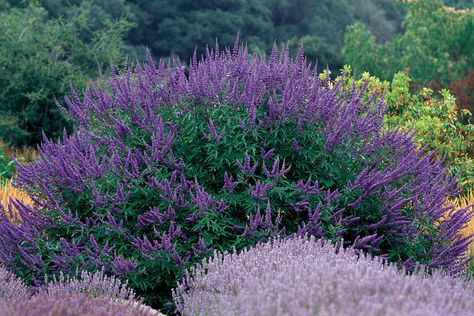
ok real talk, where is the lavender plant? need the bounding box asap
[0,268,159,316]
[42,268,137,302]
[1,39,472,310]
[0,266,30,300]
[0,293,157,316]
[173,235,474,316]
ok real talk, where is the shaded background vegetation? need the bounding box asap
[9,0,406,67]
[1,0,472,148]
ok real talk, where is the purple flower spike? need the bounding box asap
[236,154,258,175]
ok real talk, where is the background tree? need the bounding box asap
[0,2,130,146]
[17,0,405,70]
[272,0,404,71]
[343,0,474,112]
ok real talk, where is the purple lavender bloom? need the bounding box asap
[294,177,321,195]
[192,237,212,256]
[43,268,136,301]
[204,119,225,142]
[0,268,160,316]
[260,148,275,161]
[250,180,275,200]
[292,138,302,152]
[0,293,159,316]
[173,236,474,316]
[0,266,30,299]
[111,256,138,277]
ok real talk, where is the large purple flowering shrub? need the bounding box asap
[1,40,472,310]
[173,236,474,316]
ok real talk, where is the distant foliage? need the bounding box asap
[173,236,474,316]
[0,2,130,146]
[16,0,405,71]
[2,43,471,311]
[443,69,474,112]
[444,0,473,10]
[383,73,473,192]
[343,0,474,112]
[0,146,16,180]
[0,141,37,180]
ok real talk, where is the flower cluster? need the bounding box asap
[0,39,471,310]
[173,235,474,316]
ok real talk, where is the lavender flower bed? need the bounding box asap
[173,235,474,316]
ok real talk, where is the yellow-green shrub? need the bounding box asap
[333,67,473,193]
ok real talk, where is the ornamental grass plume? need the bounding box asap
[0,141,38,163]
[173,235,474,316]
[453,189,474,259]
[0,141,37,179]
[1,38,472,310]
[0,178,34,220]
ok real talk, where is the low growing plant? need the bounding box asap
[0,268,158,316]
[0,266,30,300]
[173,235,474,316]
[1,41,471,311]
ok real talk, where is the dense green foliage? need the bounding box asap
[444,0,473,9]
[382,74,474,192]
[0,2,129,146]
[344,0,474,112]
